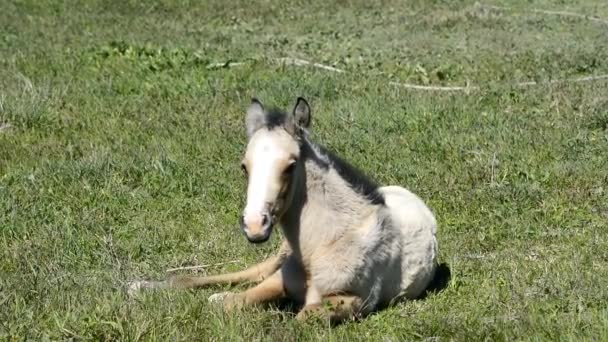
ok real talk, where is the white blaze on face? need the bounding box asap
[243,130,294,228]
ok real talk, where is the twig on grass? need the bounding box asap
[206,61,245,69]
[389,81,479,92]
[390,74,608,92]
[206,57,345,73]
[165,260,241,273]
[61,328,85,340]
[206,0,608,96]
[207,55,608,92]
[274,57,346,73]
[516,74,608,87]
[461,253,497,260]
[479,3,608,26]
[0,123,12,132]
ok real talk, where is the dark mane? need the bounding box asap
[305,140,385,205]
[264,108,289,130]
[259,105,384,205]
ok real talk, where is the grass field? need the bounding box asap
[2,0,608,340]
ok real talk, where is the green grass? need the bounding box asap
[2,0,608,340]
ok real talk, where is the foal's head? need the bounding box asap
[239,97,311,243]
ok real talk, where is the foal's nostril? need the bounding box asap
[241,212,273,243]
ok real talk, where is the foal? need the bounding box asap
[129,97,439,322]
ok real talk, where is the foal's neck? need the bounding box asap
[280,138,379,253]
[300,138,379,213]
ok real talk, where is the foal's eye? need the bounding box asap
[241,163,248,175]
[283,160,297,175]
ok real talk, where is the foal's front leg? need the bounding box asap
[208,269,286,311]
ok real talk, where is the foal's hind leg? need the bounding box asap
[128,241,290,295]
[296,295,364,323]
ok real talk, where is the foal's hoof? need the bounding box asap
[127,280,150,297]
[127,280,165,297]
[207,292,232,304]
[208,292,245,312]
[296,304,325,322]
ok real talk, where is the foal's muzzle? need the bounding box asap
[240,213,273,243]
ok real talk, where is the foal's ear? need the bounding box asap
[292,97,311,130]
[246,98,265,138]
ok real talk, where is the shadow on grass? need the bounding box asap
[370,262,452,312]
[418,262,452,300]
